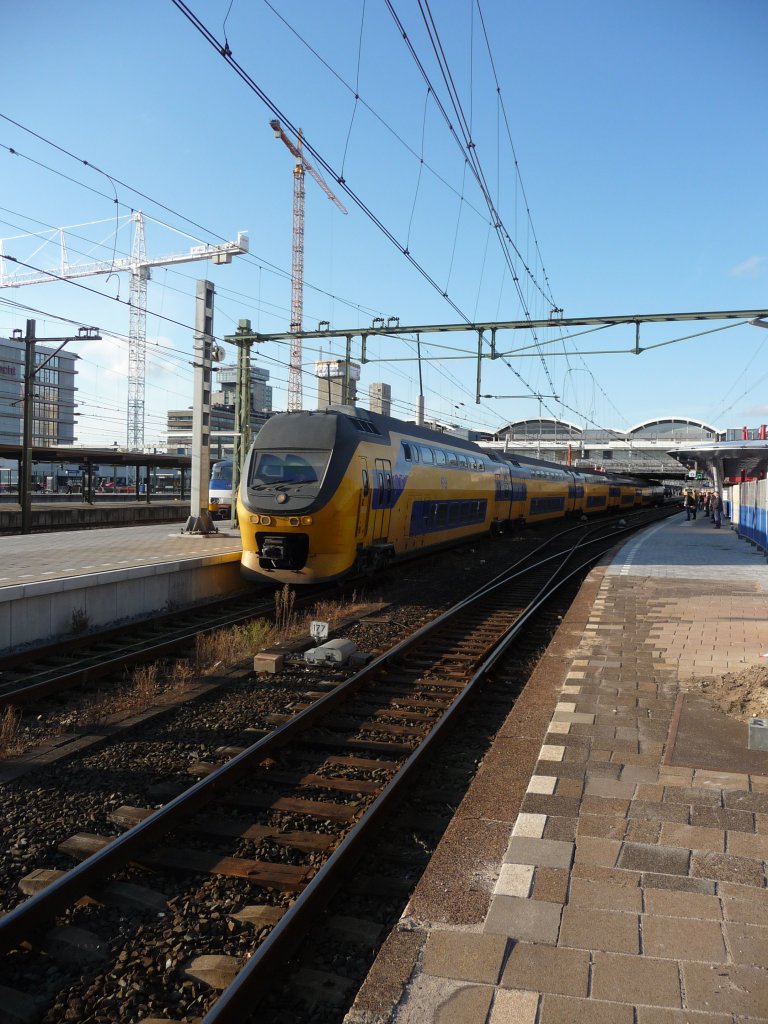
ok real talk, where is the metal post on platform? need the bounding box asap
[13,320,101,534]
[20,319,35,535]
[185,280,217,535]
[233,324,251,500]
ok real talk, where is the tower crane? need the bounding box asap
[270,119,347,411]
[0,212,248,449]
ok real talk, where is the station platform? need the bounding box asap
[0,523,245,653]
[347,513,768,1024]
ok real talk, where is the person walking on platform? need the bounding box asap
[684,490,696,521]
[713,493,723,528]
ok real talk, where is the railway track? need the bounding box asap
[0,591,299,707]
[0,506,668,709]
[0,506,675,1023]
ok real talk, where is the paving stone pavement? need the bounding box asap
[347,515,768,1024]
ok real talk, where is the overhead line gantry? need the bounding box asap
[230,308,768,407]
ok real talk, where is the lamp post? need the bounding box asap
[14,319,100,534]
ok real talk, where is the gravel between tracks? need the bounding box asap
[0,531,546,1022]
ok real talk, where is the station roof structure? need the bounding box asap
[495,415,720,442]
[667,439,768,482]
[627,417,719,438]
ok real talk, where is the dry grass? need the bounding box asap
[0,590,382,762]
[72,663,162,727]
[0,706,25,758]
[273,584,298,640]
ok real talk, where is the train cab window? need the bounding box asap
[402,442,413,461]
[250,450,329,486]
[419,445,435,464]
[435,449,447,466]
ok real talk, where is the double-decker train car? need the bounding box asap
[237,406,662,584]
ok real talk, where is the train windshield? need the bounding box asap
[249,450,330,486]
[211,461,232,482]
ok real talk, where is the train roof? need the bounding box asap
[254,406,494,455]
[251,411,663,490]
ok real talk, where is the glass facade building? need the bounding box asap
[0,338,77,445]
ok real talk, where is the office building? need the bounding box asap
[369,382,392,416]
[0,336,77,445]
[213,364,272,413]
[315,360,359,408]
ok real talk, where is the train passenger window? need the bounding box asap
[448,503,459,524]
[436,503,448,527]
[402,443,412,461]
[458,454,468,468]
[477,461,485,472]
[435,450,447,466]
[419,445,434,464]
[362,469,369,497]
[447,451,458,467]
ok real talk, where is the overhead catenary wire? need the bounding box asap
[168,0,569,426]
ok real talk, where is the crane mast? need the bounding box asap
[270,120,347,411]
[290,139,306,412]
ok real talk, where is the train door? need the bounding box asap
[372,458,392,541]
[355,457,371,540]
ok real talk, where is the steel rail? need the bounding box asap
[0,509,672,957]
[200,513,663,1021]
[0,591,320,707]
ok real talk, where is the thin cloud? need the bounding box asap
[730,256,767,278]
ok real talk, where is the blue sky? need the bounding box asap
[1,0,766,446]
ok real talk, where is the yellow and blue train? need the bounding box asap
[237,407,663,584]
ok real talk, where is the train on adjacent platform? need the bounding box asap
[208,458,233,520]
[236,406,664,584]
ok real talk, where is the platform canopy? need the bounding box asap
[667,439,768,483]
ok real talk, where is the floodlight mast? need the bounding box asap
[270,119,347,411]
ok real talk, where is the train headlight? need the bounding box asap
[276,493,288,504]
[300,516,313,525]
[259,515,272,526]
